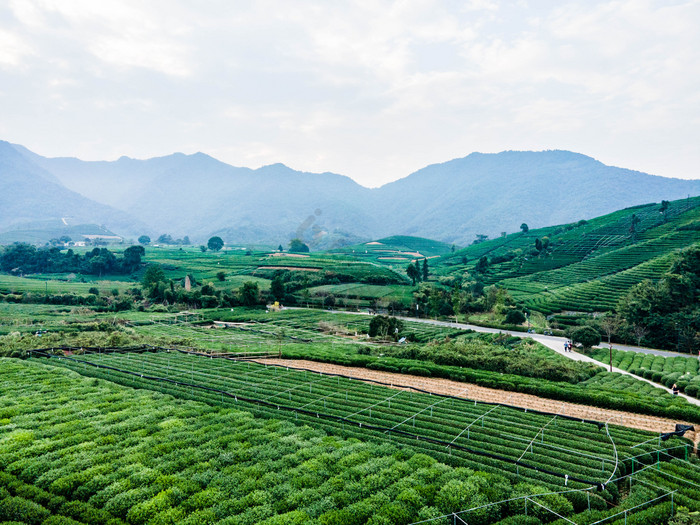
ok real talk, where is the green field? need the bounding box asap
[8,353,699,524]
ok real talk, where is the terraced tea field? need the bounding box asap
[23,350,700,524]
[37,351,685,487]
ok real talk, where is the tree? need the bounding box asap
[122,245,145,272]
[505,309,526,325]
[207,236,224,251]
[569,326,601,349]
[406,262,420,285]
[632,323,649,346]
[138,235,151,245]
[238,281,259,306]
[660,200,670,221]
[157,234,173,244]
[629,214,641,236]
[422,259,429,281]
[270,275,285,302]
[520,223,529,233]
[535,238,543,252]
[369,315,404,340]
[216,271,226,282]
[599,314,622,345]
[142,264,166,289]
[289,238,309,253]
[199,245,207,252]
[278,244,284,252]
[475,256,489,274]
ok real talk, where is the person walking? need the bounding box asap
[672,383,679,395]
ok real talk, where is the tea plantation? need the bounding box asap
[1,348,696,524]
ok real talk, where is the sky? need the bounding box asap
[1,0,699,188]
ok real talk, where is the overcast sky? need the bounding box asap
[1,0,698,187]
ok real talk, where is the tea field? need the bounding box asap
[7,352,700,524]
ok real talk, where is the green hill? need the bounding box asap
[435,195,700,315]
[328,235,455,265]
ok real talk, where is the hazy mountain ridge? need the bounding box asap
[4,142,700,246]
[0,141,147,237]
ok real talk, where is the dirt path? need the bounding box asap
[257,358,698,446]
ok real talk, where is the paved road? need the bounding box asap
[307,308,700,407]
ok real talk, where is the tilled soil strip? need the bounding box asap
[255,358,698,446]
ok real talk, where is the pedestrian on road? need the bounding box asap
[672,383,679,395]
[564,341,569,352]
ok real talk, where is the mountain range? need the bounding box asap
[3,140,700,247]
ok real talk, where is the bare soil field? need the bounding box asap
[257,358,698,445]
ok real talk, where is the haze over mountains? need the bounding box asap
[3,140,700,247]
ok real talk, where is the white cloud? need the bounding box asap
[0,0,699,184]
[0,28,32,67]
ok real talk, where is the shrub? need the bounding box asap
[406,367,431,377]
[685,384,699,397]
[568,326,601,349]
[504,309,526,325]
[0,496,50,525]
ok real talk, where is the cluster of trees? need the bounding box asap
[406,259,429,285]
[368,315,404,340]
[614,246,700,351]
[141,264,262,308]
[559,247,700,353]
[0,243,144,276]
[289,238,310,253]
[140,234,191,245]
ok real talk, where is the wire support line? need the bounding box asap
[629,476,678,496]
[624,445,689,464]
[92,351,269,389]
[659,450,700,470]
[297,390,338,410]
[526,496,578,524]
[409,463,670,525]
[262,375,334,403]
[387,389,467,431]
[450,397,511,445]
[345,390,404,419]
[631,435,666,449]
[587,491,677,525]
[603,419,619,486]
[517,414,558,463]
[650,465,700,491]
[498,432,608,463]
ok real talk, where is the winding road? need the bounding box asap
[312,308,700,407]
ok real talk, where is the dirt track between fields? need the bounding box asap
[256,358,698,447]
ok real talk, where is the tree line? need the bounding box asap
[0,243,145,276]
